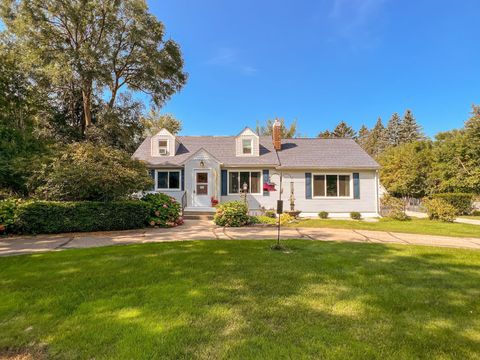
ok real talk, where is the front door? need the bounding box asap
[193,170,211,207]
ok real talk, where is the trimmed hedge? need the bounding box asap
[15,200,150,234]
[432,193,473,215]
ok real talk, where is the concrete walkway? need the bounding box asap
[1,220,480,256]
[406,211,480,225]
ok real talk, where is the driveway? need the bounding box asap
[1,220,480,256]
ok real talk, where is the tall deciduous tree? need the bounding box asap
[378,141,433,198]
[1,0,187,134]
[141,109,183,136]
[0,44,50,194]
[255,118,298,138]
[431,105,480,194]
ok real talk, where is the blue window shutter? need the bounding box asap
[221,170,228,196]
[263,169,269,196]
[353,173,360,199]
[181,169,185,191]
[305,173,312,199]
[148,169,155,191]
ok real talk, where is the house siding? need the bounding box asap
[220,169,378,215]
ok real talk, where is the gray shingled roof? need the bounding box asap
[132,135,379,169]
[277,138,379,169]
[133,136,279,166]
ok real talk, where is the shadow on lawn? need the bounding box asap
[1,241,479,359]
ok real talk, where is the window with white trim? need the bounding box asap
[228,171,261,194]
[158,140,168,155]
[156,170,180,190]
[242,138,253,155]
[313,174,351,197]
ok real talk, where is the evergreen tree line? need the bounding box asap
[318,109,424,158]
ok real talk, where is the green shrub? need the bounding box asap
[432,193,473,215]
[264,209,276,218]
[472,210,480,216]
[380,195,409,221]
[15,200,150,234]
[31,143,152,201]
[247,215,260,225]
[214,201,249,227]
[255,213,295,226]
[350,212,362,220]
[318,211,329,219]
[142,193,182,227]
[422,198,456,222]
[0,198,21,234]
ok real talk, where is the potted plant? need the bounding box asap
[211,197,219,206]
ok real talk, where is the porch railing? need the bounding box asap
[181,191,187,216]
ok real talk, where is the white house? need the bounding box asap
[132,121,381,217]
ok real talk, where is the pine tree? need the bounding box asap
[364,117,387,157]
[399,109,423,143]
[317,130,333,138]
[385,113,402,146]
[356,125,370,150]
[332,121,356,138]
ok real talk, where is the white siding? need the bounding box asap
[184,150,221,207]
[235,128,260,157]
[220,169,378,215]
[150,129,176,156]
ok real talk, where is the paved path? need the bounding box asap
[406,211,480,225]
[1,220,480,256]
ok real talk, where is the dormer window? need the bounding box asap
[242,139,253,155]
[158,140,168,155]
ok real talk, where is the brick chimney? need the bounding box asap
[272,119,282,151]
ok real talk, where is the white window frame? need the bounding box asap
[242,138,253,155]
[158,140,169,156]
[312,173,353,199]
[227,170,262,195]
[155,170,181,191]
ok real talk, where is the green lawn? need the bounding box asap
[288,218,480,238]
[1,241,480,359]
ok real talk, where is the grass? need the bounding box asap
[288,217,480,238]
[1,241,480,359]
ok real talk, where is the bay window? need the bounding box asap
[313,174,351,198]
[228,171,261,194]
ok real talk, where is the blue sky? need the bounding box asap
[150,0,480,137]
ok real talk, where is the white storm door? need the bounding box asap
[193,170,211,207]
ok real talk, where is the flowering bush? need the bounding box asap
[214,201,249,227]
[142,193,182,227]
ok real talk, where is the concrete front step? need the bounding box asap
[183,214,214,220]
[183,210,215,221]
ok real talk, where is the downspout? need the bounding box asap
[375,170,380,216]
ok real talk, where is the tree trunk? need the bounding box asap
[82,83,93,132]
